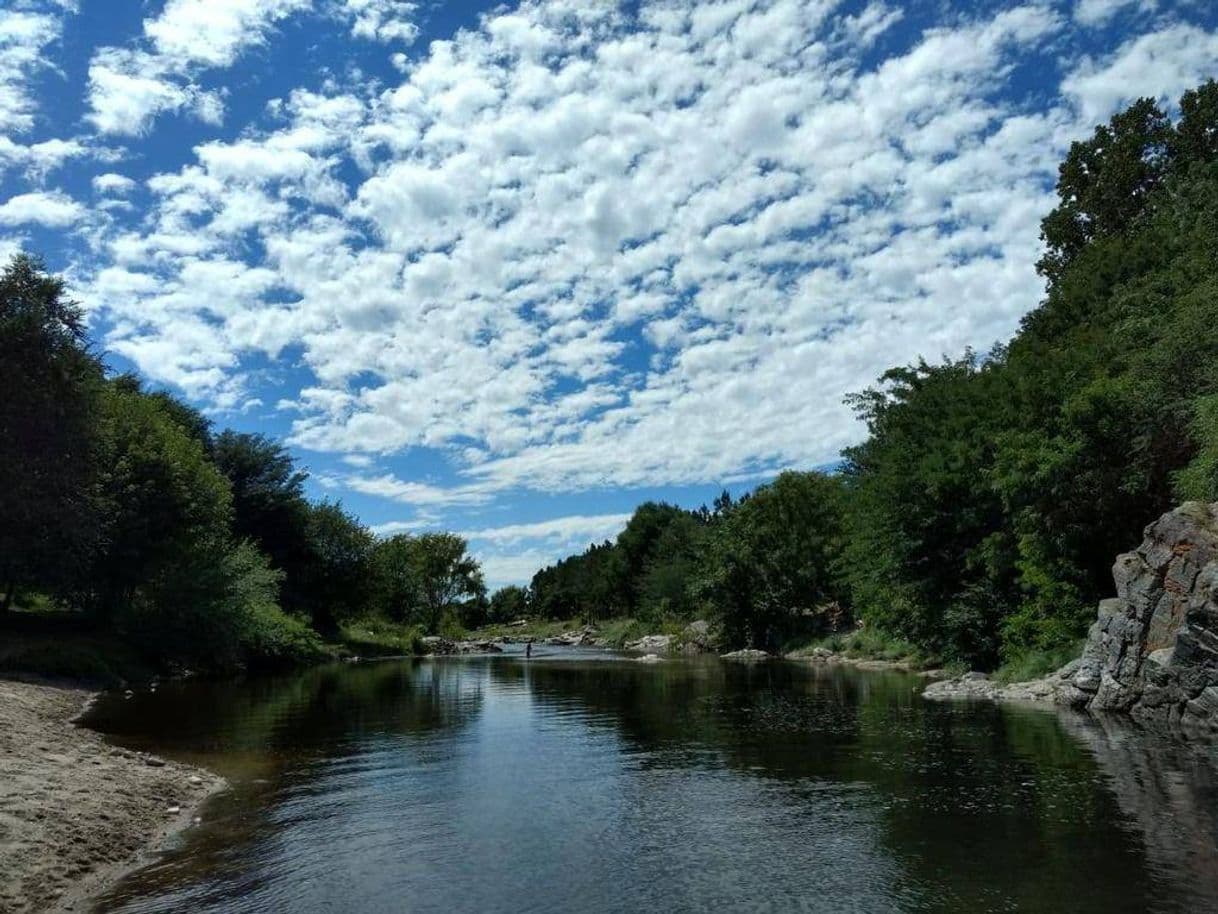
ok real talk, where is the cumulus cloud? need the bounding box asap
[1074,0,1154,28]
[0,191,84,227]
[1062,24,1218,123]
[86,0,311,135]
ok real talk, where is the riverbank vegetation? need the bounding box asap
[523,82,1218,673]
[1,260,487,678]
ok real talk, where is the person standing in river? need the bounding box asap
[526,640,532,659]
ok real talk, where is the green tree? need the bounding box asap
[694,472,848,650]
[405,533,485,634]
[489,585,529,623]
[0,254,105,612]
[211,430,314,613]
[298,501,374,635]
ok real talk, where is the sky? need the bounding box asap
[2,0,1217,589]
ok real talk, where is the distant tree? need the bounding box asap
[370,534,421,623]
[0,254,105,612]
[488,585,529,624]
[298,501,374,635]
[406,533,485,634]
[694,471,848,650]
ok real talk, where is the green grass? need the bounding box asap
[993,640,1084,684]
[336,618,426,657]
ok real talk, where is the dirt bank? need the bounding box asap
[0,678,225,914]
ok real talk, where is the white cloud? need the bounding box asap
[1062,24,1218,124]
[1074,0,1153,28]
[0,7,63,134]
[339,0,419,43]
[0,191,84,227]
[86,0,311,135]
[461,513,633,547]
[73,0,1218,527]
[93,173,138,195]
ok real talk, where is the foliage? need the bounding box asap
[297,501,375,635]
[488,585,529,624]
[693,472,848,650]
[0,254,105,611]
[370,532,485,633]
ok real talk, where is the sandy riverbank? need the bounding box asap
[0,679,226,914]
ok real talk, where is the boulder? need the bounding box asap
[545,626,600,647]
[720,648,772,661]
[635,654,664,663]
[419,636,458,655]
[625,634,674,653]
[455,640,503,654]
[679,620,714,654]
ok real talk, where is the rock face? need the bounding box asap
[1066,502,1218,732]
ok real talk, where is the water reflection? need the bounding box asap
[85,654,1218,914]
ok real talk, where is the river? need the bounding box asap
[83,646,1218,913]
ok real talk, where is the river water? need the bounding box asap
[84,646,1218,913]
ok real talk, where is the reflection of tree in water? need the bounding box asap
[93,660,485,912]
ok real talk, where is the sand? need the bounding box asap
[0,679,226,914]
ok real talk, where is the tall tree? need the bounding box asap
[0,254,105,612]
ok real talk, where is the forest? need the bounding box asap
[4,81,1218,678]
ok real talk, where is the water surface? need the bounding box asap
[86,648,1218,913]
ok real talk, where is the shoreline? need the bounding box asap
[0,677,227,914]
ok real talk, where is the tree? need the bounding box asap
[370,534,421,622]
[403,533,485,634]
[489,585,529,624]
[88,383,234,619]
[298,501,374,635]
[210,430,314,613]
[694,472,848,650]
[0,254,105,612]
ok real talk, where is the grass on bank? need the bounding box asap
[336,617,426,657]
[786,627,943,670]
[992,640,1085,684]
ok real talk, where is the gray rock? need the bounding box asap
[625,634,674,653]
[926,502,1218,734]
[720,648,772,661]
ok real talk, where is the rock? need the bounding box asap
[419,636,458,655]
[625,634,674,653]
[925,502,1218,733]
[455,640,503,654]
[720,649,772,661]
[187,775,203,786]
[545,626,600,647]
[143,757,165,768]
[635,654,664,663]
[679,620,714,654]
[165,805,180,815]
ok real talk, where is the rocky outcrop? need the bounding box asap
[625,634,673,653]
[1065,502,1218,733]
[927,503,1218,735]
[679,620,714,654]
[544,626,600,647]
[720,648,772,661]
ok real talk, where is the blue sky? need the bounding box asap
[3,0,1216,588]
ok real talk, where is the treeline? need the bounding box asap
[527,81,1218,670]
[1,261,485,671]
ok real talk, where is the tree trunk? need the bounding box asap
[1,580,15,615]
